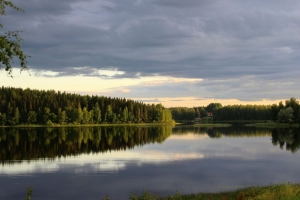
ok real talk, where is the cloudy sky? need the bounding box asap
[1,0,300,107]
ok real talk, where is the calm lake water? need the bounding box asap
[1,125,300,200]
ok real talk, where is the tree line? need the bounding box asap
[0,87,173,125]
[169,103,222,121]
[170,98,300,123]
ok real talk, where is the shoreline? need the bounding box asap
[1,121,299,128]
[0,122,175,128]
[128,183,300,200]
[245,122,300,128]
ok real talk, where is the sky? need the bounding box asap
[1,0,300,107]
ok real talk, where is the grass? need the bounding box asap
[246,122,300,128]
[0,122,175,128]
[22,183,300,200]
[214,120,266,123]
[192,123,232,127]
[125,183,300,200]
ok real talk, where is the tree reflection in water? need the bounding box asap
[172,126,272,138]
[1,125,299,164]
[0,126,172,163]
[173,125,300,153]
[272,128,300,153]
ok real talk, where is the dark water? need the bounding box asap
[1,125,300,200]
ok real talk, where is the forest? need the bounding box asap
[170,98,300,123]
[0,87,173,125]
[0,87,299,125]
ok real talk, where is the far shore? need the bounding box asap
[1,121,299,128]
[176,120,300,128]
[245,122,300,128]
[176,123,232,127]
[0,122,175,128]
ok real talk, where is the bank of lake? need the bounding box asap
[127,183,300,200]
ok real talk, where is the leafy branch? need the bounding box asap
[0,0,29,76]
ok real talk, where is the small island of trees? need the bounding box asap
[170,98,300,125]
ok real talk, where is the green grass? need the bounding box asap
[246,122,300,128]
[22,183,300,200]
[175,123,232,127]
[0,122,175,128]
[125,183,300,200]
[214,120,266,123]
[192,123,232,127]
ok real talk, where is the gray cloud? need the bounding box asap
[3,0,300,101]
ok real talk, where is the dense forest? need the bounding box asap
[170,98,300,123]
[170,103,273,121]
[0,87,173,125]
[1,87,299,125]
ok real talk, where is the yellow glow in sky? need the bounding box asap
[1,69,283,108]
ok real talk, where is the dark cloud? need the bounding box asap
[7,0,84,16]
[153,0,211,8]
[2,0,300,101]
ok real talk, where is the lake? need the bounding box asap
[1,125,300,199]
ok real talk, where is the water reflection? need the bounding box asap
[1,126,300,200]
[272,128,300,153]
[0,126,172,163]
[1,126,300,165]
[172,125,273,137]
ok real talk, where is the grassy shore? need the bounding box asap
[192,123,232,127]
[0,122,175,128]
[128,183,300,200]
[246,122,300,128]
[175,122,232,127]
[214,120,266,123]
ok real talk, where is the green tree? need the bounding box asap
[27,111,37,124]
[76,106,83,124]
[57,108,67,124]
[92,103,101,123]
[134,105,141,123]
[81,107,91,124]
[285,97,300,122]
[122,107,129,123]
[104,105,117,123]
[0,112,6,125]
[43,107,51,124]
[206,103,222,113]
[0,0,29,75]
[7,107,20,125]
[271,104,279,121]
[278,107,294,123]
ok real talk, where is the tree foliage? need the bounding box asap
[278,107,294,123]
[170,98,300,124]
[0,87,173,125]
[0,0,29,75]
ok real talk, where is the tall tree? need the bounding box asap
[285,97,300,122]
[278,107,294,123]
[92,102,101,124]
[57,108,67,124]
[27,111,37,124]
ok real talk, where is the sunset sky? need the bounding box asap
[2,0,300,107]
